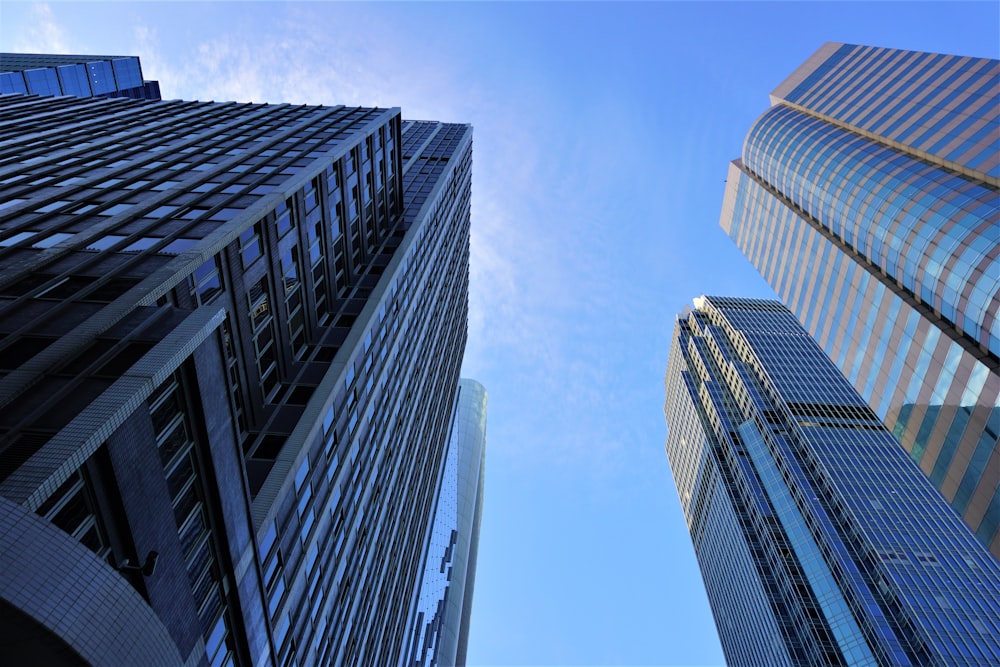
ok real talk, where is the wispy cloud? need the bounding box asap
[15,3,651,478]
[12,3,71,53]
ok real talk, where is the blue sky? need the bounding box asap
[4,2,998,665]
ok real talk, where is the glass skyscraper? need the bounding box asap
[407,378,487,667]
[719,43,1000,556]
[0,86,471,665]
[1,53,161,99]
[663,296,1000,667]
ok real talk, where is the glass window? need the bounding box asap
[111,57,142,90]
[240,227,263,267]
[87,60,116,95]
[56,64,92,97]
[24,68,60,95]
[0,71,28,94]
[31,232,74,249]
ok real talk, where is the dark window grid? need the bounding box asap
[1,109,398,294]
[284,134,466,656]
[251,305,280,401]
[0,97,256,164]
[35,465,112,560]
[0,208,229,331]
[2,331,163,443]
[0,96,152,152]
[0,104,380,252]
[227,369,248,437]
[0,103,235,183]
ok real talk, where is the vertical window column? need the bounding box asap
[280,246,307,358]
[248,275,280,400]
[149,374,236,667]
[35,464,112,560]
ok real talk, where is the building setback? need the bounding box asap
[1,53,161,100]
[719,43,1000,556]
[0,90,471,667]
[663,296,1000,667]
[406,378,487,667]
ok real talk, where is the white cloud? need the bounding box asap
[12,3,71,53]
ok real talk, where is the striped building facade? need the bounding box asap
[719,44,1000,556]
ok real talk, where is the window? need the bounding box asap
[36,465,111,560]
[281,247,307,356]
[240,226,263,268]
[190,258,223,305]
[275,200,294,237]
[249,277,279,398]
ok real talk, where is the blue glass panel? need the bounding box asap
[976,485,1000,546]
[111,57,142,90]
[24,67,61,95]
[87,60,116,95]
[0,71,28,94]
[738,420,878,665]
[56,64,92,97]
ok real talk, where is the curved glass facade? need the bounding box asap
[742,105,998,353]
[720,43,1000,557]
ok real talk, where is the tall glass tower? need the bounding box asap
[719,43,1000,556]
[0,89,471,666]
[664,296,1000,667]
[407,378,487,667]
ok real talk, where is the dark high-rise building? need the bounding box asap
[407,378,487,667]
[1,53,161,99]
[719,44,1000,556]
[663,296,1000,667]
[0,88,471,667]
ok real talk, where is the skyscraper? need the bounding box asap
[663,296,1000,667]
[407,378,487,667]
[0,88,471,666]
[1,53,161,99]
[719,43,1000,555]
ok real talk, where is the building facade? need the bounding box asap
[719,43,1000,555]
[1,53,161,99]
[663,296,1000,666]
[0,90,471,666]
[406,378,487,667]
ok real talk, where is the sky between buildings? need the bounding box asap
[3,2,998,665]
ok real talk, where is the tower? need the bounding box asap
[0,88,471,666]
[663,296,1000,666]
[407,378,487,667]
[719,44,1000,555]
